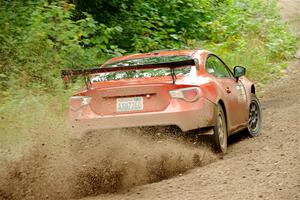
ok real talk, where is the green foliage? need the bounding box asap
[73,0,217,52]
[0,1,123,94]
[193,0,296,84]
[203,0,296,59]
[0,0,297,98]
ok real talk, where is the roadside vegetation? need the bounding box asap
[0,0,297,142]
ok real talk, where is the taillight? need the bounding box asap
[69,96,91,111]
[169,87,201,102]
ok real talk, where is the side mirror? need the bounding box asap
[233,66,246,80]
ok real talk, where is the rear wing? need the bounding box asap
[61,59,195,86]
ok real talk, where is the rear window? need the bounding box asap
[103,55,193,68]
[91,55,195,82]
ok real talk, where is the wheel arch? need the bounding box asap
[239,77,255,106]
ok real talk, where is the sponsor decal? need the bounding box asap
[236,83,246,103]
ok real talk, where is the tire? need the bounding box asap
[247,94,262,137]
[211,104,228,154]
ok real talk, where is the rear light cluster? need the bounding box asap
[169,87,201,102]
[70,96,91,111]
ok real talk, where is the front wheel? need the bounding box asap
[211,104,228,154]
[247,94,262,137]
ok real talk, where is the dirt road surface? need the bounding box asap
[278,0,300,36]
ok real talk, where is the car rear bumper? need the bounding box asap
[68,97,216,139]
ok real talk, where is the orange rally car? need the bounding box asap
[62,49,262,154]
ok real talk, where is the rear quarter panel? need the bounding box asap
[197,75,251,134]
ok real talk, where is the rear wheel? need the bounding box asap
[247,94,262,137]
[211,104,228,154]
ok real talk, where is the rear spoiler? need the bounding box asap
[61,59,195,86]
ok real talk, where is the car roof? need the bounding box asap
[102,49,208,66]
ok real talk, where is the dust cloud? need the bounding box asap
[0,126,217,200]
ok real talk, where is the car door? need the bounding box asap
[205,55,248,129]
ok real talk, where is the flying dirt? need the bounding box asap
[0,127,218,199]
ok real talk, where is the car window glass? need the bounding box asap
[205,56,231,78]
[90,66,194,82]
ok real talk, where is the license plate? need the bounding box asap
[116,97,143,112]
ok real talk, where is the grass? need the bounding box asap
[0,92,69,147]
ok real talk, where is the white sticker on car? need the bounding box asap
[236,83,246,103]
